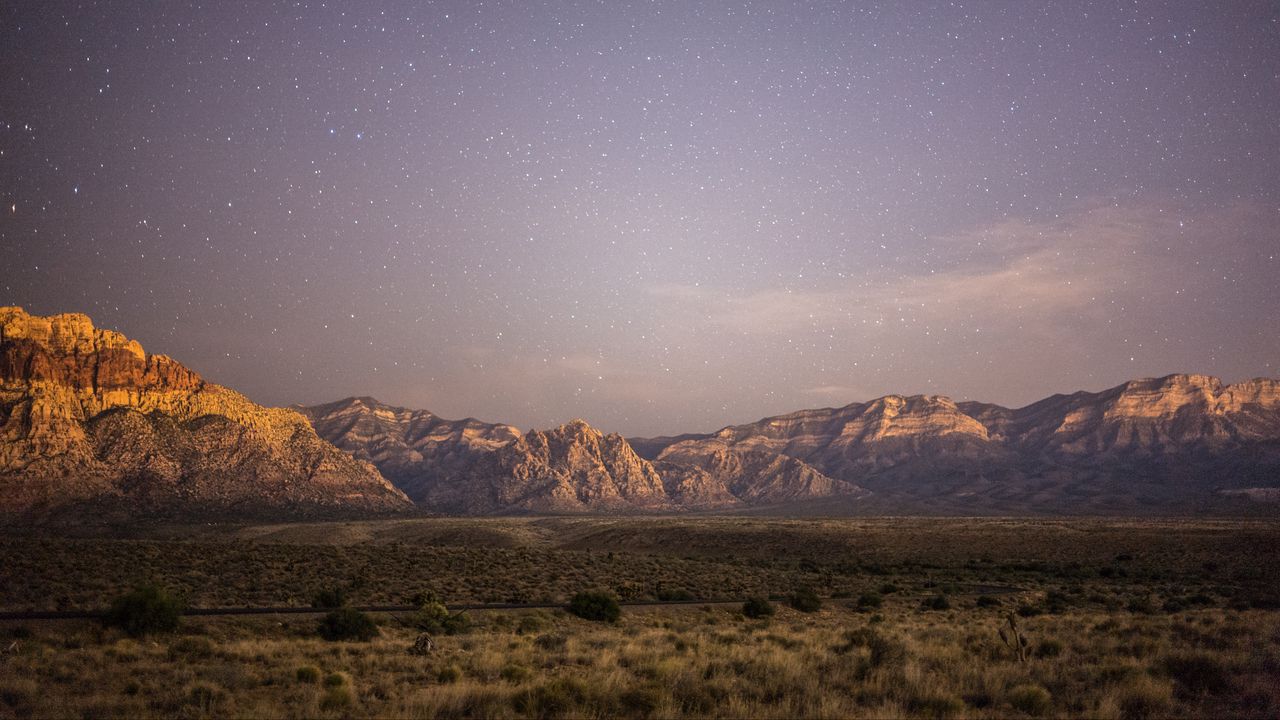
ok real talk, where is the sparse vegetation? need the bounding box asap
[1,517,1278,718]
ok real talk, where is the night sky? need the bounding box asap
[2,2,1278,436]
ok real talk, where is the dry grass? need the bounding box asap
[2,517,1278,718]
[3,603,1278,719]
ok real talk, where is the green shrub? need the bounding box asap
[103,584,183,637]
[788,587,822,613]
[317,608,378,641]
[323,672,349,688]
[295,666,321,683]
[567,590,621,622]
[855,592,883,611]
[742,597,776,619]
[437,664,462,683]
[411,600,471,635]
[975,595,1001,608]
[1008,684,1052,716]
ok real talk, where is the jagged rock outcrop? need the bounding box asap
[633,374,1280,514]
[301,399,869,513]
[0,307,411,517]
[295,397,522,502]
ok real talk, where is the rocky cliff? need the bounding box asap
[0,307,411,517]
[633,374,1280,514]
[301,399,869,513]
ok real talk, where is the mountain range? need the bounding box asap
[3,307,1278,518]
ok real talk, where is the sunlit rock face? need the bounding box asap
[0,307,411,517]
[634,376,1280,515]
[302,400,870,513]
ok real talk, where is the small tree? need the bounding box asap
[567,590,621,622]
[318,607,379,641]
[104,584,183,637]
[742,596,776,619]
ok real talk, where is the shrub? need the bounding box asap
[878,583,900,594]
[1034,638,1064,658]
[295,666,321,683]
[437,664,462,683]
[534,633,567,650]
[1114,675,1173,720]
[311,586,347,609]
[1008,684,1052,716]
[184,682,224,714]
[500,664,532,683]
[411,600,471,635]
[317,607,378,641]
[920,593,951,611]
[742,597,776,619]
[512,677,591,717]
[975,595,1001,608]
[855,592,883,611]
[103,584,183,637]
[321,686,356,710]
[907,690,965,719]
[567,590,621,622]
[788,587,822,613]
[323,672,349,688]
[1163,652,1230,697]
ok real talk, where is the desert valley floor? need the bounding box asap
[2,516,1278,719]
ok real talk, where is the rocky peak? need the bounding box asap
[1,308,410,516]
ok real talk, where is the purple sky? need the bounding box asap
[2,1,1278,435]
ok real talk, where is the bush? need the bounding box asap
[1163,652,1230,697]
[855,592,883,611]
[1115,676,1173,720]
[567,590,621,622]
[1034,639,1064,658]
[742,597,775,619]
[317,608,378,641]
[311,586,347,609]
[788,587,822,613]
[411,600,471,635]
[975,595,1001,608]
[295,666,321,683]
[1008,684,1052,716]
[184,682,224,713]
[655,587,696,601]
[920,593,951,611]
[103,584,183,637]
[437,664,462,683]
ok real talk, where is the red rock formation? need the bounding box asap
[0,307,411,517]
